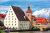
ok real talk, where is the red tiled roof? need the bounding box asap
[35,17,47,25]
[2,25,6,27]
[32,15,35,18]
[26,9,31,13]
[26,5,31,13]
[0,14,6,19]
[36,17,44,18]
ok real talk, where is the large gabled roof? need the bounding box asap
[11,6,29,21]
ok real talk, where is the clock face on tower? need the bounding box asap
[28,14,29,16]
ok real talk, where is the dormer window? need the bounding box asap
[28,14,29,16]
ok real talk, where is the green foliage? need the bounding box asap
[0,21,4,26]
[0,30,3,33]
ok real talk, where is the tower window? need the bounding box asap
[28,14,29,16]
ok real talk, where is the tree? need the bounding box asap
[0,21,4,26]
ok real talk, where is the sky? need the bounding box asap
[0,0,50,19]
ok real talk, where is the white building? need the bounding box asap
[4,6,30,30]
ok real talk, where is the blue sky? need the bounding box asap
[0,0,50,19]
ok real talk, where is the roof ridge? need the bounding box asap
[11,6,19,8]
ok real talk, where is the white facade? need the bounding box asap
[4,6,30,30]
[4,6,18,28]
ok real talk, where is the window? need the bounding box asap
[12,24,13,25]
[26,24,27,25]
[15,24,16,25]
[20,24,23,26]
[34,19,36,21]
[10,27,11,28]
[15,18,16,20]
[28,14,29,16]
[24,24,25,26]
[12,14,13,15]
[13,27,14,28]
[15,21,16,23]
[27,27,28,28]
[41,21,42,22]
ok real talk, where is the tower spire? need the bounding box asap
[28,3,30,10]
[28,3,29,6]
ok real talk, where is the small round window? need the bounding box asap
[28,14,29,16]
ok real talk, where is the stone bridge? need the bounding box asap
[33,25,50,31]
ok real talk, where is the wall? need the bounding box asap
[18,21,30,30]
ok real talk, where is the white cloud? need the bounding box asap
[32,9,50,19]
[0,5,9,14]
[0,11,6,14]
